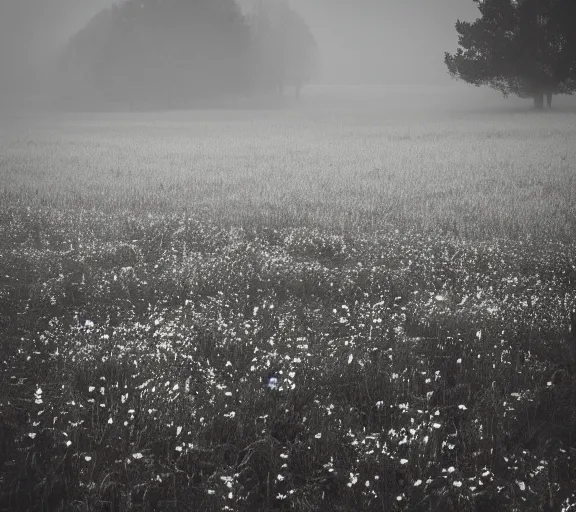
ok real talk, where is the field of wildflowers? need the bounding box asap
[1,106,576,511]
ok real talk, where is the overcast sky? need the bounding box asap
[271,0,479,85]
[0,0,480,93]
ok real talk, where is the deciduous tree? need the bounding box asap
[249,0,318,98]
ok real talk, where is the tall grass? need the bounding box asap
[1,106,575,511]
[1,108,575,239]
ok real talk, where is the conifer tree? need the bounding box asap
[445,0,576,108]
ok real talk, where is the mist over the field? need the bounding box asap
[0,0,543,112]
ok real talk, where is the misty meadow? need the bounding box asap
[1,0,576,511]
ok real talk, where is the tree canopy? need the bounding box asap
[249,1,318,97]
[59,0,318,108]
[444,0,576,107]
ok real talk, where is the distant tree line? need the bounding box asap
[58,0,318,109]
[445,0,576,108]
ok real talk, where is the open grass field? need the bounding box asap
[3,93,576,241]
[2,90,576,511]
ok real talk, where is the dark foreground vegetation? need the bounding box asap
[1,108,576,511]
[1,200,576,511]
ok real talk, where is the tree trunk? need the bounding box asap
[534,91,544,109]
[546,91,553,108]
